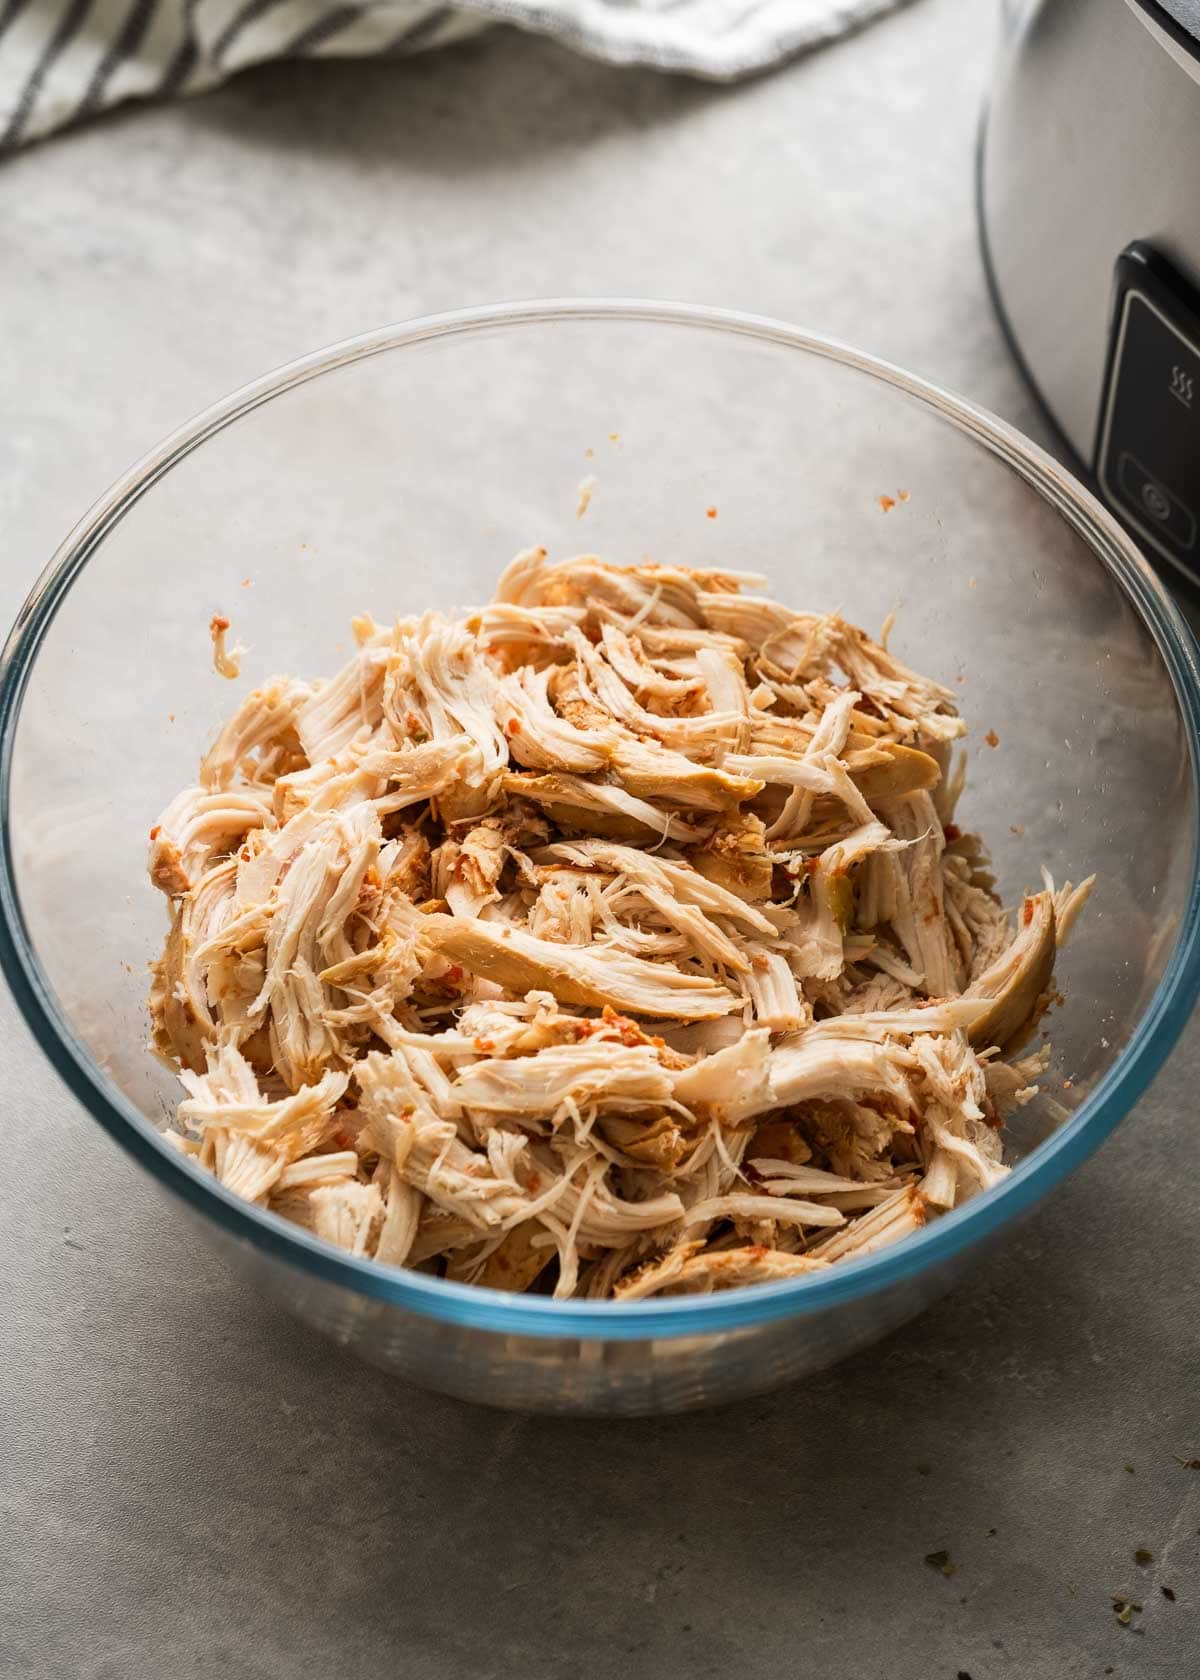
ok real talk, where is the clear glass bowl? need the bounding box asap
[3,301,1199,1415]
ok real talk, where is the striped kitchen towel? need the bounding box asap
[0,0,913,150]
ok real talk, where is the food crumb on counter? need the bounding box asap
[1134,1548,1153,1566]
[209,614,244,680]
[925,1550,956,1577]
[985,729,1000,748]
[1162,1586,1176,1602]
[576,476,597,519]
[899,489,911,502]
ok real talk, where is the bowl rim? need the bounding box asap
[3,296,1199,1342]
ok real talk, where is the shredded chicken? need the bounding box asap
[150,557,1092,1299]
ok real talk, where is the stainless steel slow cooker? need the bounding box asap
[980,0,1200,585]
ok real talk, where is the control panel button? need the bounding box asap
[1117,450,1197,552]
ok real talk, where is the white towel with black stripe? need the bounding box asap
[0,0,912,150]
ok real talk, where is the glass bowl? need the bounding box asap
[3,301,1198,1416]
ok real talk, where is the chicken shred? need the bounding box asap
[149,556,1092,1298]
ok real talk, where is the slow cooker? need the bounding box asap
[979,0,1200,587]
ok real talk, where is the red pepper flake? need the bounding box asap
[505,717,521,738]
[209,613,230,634]
[149,825,161,840]
[943,822,961,842]
[1022,899,1034,926]
[474,1038,495,1054]
[444,963,464,985]
[985,729,1000,748]
[879,495,896,513]
[706,506,718,520]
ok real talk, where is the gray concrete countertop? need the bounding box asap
[2,2,1198,1675]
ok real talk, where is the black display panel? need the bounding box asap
[1096,243,1200,584]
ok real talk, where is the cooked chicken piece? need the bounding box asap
[597,1113,690,1171]
[615,1241,828,1299]
[608,736,763,810]
[149,858,239,1071]
[199,676,313,790]
[295,644,390,762]
[539,841,777,936]
[495,663,617,773]
[441,821,508,920]
[746,1159,878,1196]
[1049,873,1095,946]
[745,1116,813,1166]
[598,623,706,704]
[983,1042,1050,1116]
[253,805,382,1088]
[739,946,811,1031]
[476,1219,558,1292]
[149,785,275,897]
[176,1043,348,1201]
[152,554,1088,1299]
[273,734,481,824]
[473,600,588,660]
[568,630,746,760]
[680,1192,845,1235]
[852,743,942,805]
[402,615,509,780]
[275,1150,361,1190]
[452,1041,675,1121]
[876,792,964,998]
[419,914,738,1019]
[588,601,749,662]
[964,890,1056,1049]
[755,1034,915,1122]
[806,1183,925,1262]
[379,826,431,902]
[502,771,708,844]
[689,811,773,902]
[826,621,964,747]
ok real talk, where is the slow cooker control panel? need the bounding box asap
[1096,243,1200,583]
